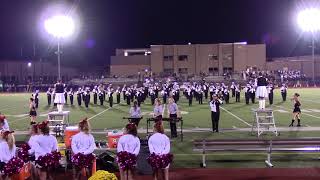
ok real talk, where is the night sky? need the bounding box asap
[0,0,318,69]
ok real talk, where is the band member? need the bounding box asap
[187,88,193,106]
[197,88,203,104]
[125,90,131,105]
[255,73,268,109]
[0,115,9,131]
[161,89,167,104]
[244,84,250,105]
[64,88,68,104]
[210,94,222,133]
[223,88,230,104]
[98,88,104,106]
[46,88,52,106]
[0,131,16,172]
[235,84,241,102]
[32,121,59,180]
[203,83,209,100]
[153,98,163,121]
[108,89,114,107]
[289,93,301,127]
[76,88,82,106]
[29,98,37,125]
[54,80,66,112]
[129,101,142,126]
[168,98,178,138]
[150,89,156,105]
[148,122,171,180]
[69,88,74,106]
[93,86,98,105]
[84,88,91,108]
[267,83,274,105]
[33,90,40,108]
[280,84,287,101]
[230,82,236,98]
[249,85,256,104]
[117,123,140,180]
[116,87,121,104]
[71,119,96,179]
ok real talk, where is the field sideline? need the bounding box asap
[2,88,320,168]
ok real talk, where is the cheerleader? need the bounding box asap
[32,121,59,180]
[0,131,16,175]
[0,115,9,131]
[255,73,268,109]
[148,122,172,180]
[28,124,39,179]
[71,119,96,179]
[29,98,37,125]
[117,123,140,180]
[54,80,66,112]
[129,101,142,126]
[289,93,302,127]
[153,98,163,121]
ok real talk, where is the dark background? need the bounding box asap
[0,0,318,70]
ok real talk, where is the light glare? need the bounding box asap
[44,15,75,38]
[297,8,320,32]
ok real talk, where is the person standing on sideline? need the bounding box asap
[289,93,302,127]
[29,98,37,125]
[167,98,179,138]
[210,94,222,133]
[54,79,66,112]
[46,88,52,106]
[280,84,287,101]
[148,122,172,180]
[117,123,140,180]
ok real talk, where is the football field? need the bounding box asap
[1,88,320,168]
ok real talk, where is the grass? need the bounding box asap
[2,88,320,168]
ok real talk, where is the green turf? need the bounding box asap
[2,88,320,168]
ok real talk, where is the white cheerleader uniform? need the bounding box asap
[117,134,140,156]
[32,134,58,160]
[71,132,96,155]
[148,133,171,168]
[0,119,9,131]
[0,141,16,163]
[28,135,39,156]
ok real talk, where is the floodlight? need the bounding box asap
[44,15,75,38]
[297,8,320,32]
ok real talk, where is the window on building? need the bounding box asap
[223,54,232,61]
[163,56,174,61]
[178,55,188,61]
[163,68,174,73]
[209,54,218,60]
[178,68,188,74]
[223,67,233,73]
[208,68,214,73]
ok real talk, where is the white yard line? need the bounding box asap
[303,99,320,104]
[232,126,237,129]
[220,107,252,127]
[88,105,118,121]
[275,105,320,119]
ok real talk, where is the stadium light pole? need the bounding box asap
[44,15,75,80]
[297,8,320,83]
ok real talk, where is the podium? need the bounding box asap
[251,109,278,137]
[47,111,70,135]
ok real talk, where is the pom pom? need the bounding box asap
[36,151,61,170]
[147,153,174,170]
[71,153,95,169]
[17,143,31,163]
[116,151,137,171]
[3,157,24,177]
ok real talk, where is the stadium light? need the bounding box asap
[27,62,32,67]
[44,15,75,80]
[297,8,320,83]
